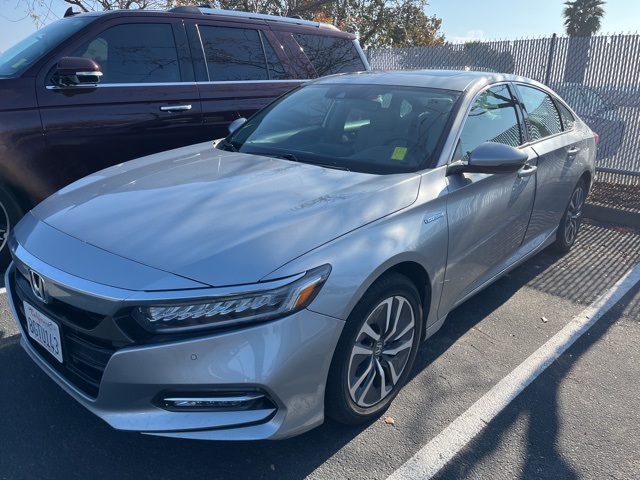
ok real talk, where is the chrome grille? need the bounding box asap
[11,268,127,399]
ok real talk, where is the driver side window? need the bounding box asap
[71,23,181,84]
[455,85,522,161]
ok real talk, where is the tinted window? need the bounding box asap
[199,26,285,81]
[73,23,180,83]
[456,85,521,161]
[556,101,575,131]
[261,34,287,80]
[293,34,365,76]
[517,85,562,141]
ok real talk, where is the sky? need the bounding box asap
[1,0,640,53]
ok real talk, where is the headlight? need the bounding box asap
[133,264,331,333]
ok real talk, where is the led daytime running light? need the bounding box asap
[135,264,331,332]
[145,293,279,323]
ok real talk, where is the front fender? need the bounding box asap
[263,168,450,330]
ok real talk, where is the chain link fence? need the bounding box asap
[367,34,640,187]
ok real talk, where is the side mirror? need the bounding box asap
[228,118,247,135]
[52,57,103,87]
[447,142,528,175]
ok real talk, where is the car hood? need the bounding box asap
[31,145,421,287]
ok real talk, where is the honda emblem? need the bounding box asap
[29,270,50,304]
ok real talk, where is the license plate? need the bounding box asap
[24,301,63,364]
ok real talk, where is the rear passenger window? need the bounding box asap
[517,85,562,141]
[456,85,521,161]
[198,26,285,81]
[293,34,365,76]
[556,101,575,131]
[261,35,288,80]
[74,24,180,84]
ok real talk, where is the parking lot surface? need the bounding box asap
[1,220,638,480]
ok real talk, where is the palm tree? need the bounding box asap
[561,0,606,83]
[563,0,606,37]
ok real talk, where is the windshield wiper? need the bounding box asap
[275,153,300,162]
[303,159,350,171]
[249,151,300,162]
[247,151,349,171]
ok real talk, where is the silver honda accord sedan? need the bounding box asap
[6,70,595,440]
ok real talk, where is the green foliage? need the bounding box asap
[313,0,445,48]
[201,0,444,48]
[51,0,444,48]
[563,0,606,37]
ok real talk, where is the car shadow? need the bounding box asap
[408,247,566,387]
[429,281,639,480]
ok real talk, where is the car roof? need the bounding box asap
[69,8,346,34]
[310,70,548,94]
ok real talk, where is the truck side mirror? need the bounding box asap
[52,57,103,87]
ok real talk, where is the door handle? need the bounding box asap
[160,105,192,112]
[567,147,580,156]
[518,164,537,178]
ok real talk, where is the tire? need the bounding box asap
[551,178,586,253]
[0,187,24,271]
[325,272,423,425]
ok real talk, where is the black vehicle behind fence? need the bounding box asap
[0,6,370,266]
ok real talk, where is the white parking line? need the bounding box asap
[387,262,640,480]
[0,287,6,295]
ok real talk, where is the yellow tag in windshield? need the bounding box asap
[391,147,407,161]
[11,58,27,69]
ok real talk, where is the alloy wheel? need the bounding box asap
[563,184,585,245]
[347,295,416,408]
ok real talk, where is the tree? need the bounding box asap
[562,0,606,83]
[20,0,444,49]
[312,0,444,48]
[188,0,446,48]
[563,0,606,37]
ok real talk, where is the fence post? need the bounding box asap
[544,33,557,85]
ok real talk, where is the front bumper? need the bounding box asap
[7,262,345,440]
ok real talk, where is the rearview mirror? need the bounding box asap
[52,57,103,87]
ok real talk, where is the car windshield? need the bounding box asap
[223,83,460,174]
[0,16,93,77]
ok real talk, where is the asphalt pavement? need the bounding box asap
[0,219,638,480]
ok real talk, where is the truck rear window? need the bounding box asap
[293,34,366,76]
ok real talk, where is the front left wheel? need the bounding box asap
[325,272,423,425]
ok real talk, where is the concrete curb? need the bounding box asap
[584,203,640,229]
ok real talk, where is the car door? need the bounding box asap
[515,83,590,245]
[185,20,304,140]
[33,18,204,200]
[439,84,537,315]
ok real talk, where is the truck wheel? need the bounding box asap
[0,187,24,270]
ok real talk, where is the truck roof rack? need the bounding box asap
[167,5,339,30]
